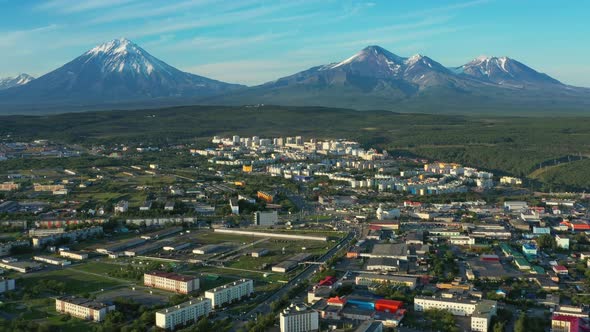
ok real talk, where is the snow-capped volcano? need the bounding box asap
[324,45,407,77]
[0,38,243,103]
[262,45,464,92]
[84,38,160,76]
[456,55,562,86]
[211,44,587,112]
[0,73,35,90]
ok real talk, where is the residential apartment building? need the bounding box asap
[0,182,19,191]
[34,183,65,192]
[144,271,199,294]
[551,315,581,332]
[0,278,15,293]
[55,296,115,322]
[253,210,278,226]
[204,279,253,308]
[32,226,103,249]
[155,297,212,330]
[280,303,319,332]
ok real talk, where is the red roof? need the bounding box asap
[319,276,337,286]
[327,296,347,305]
[552,314,580,325]
[553,265,568,271]
[375,299,403,313]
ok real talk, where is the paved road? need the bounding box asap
[241,231,355,319]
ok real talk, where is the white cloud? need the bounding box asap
[162,31,295,52]
[398,0,492,19]
[37,0,138,13]
[87,0,224,24]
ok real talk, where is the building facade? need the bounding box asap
[0,278,15,293]
[155,298,212,330]
[414,296,496,332]
[144,272,199,294]
[55,296,115,322]
[204,279,253,308]
[280,303,319,332]
[253,211,278,226]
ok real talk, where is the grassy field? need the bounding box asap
[191,231,263,244]
[19,267,128,295]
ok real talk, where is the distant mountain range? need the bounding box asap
[209,45,590,112]
[0,40,589,114]
[0,73,34,90]
[0,38,243,105]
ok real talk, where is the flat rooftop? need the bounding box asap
[156,297,209,315]
[145,271,196,282]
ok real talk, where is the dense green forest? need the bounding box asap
[1,105,590,189]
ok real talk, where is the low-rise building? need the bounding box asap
[114,200,128,214]
[365,257,402,272]
[280,303,319,332]
[0,240,30,257]
[34,183,65,192]
[450,236,476,246]
[0,278,15,293]
[0,260,43,273]
[355,274,417,290]
[556,235,570,250]
[0,182,20,191]
[272,260,299,273]
[144,271,199,294]
[414,296,497,332]
[59,250,89,260]
[164,201,175,211]
[140,226,183,240]
[95,237,145,255]
[551,315,581,332]
[229,198,239,215]
[522,243,538,256]
[33,255,71,266]
[204,279,253,308]
[140,201,153,211]
[33,226,103,249]
[55,296,115,322]
[155,297,212,330]
[251,248,269,257]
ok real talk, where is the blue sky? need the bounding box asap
[0,0,589,86]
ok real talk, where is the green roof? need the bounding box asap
[515,258,531,269]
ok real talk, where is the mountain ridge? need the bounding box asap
[0,38,244,104]
[0,73,35,90]
[1,41,588,114]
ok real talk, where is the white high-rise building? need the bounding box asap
[280,303,319,332]
[204,279,253,308]
[155,297,211,330]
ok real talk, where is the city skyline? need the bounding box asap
[1,0,589,86]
